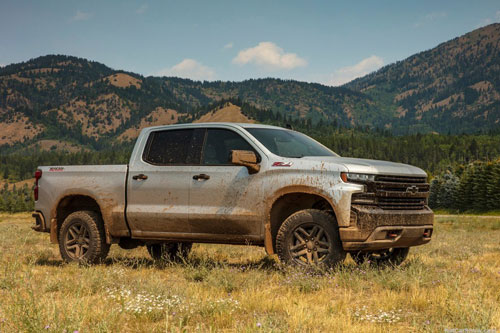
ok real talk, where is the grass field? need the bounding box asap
[0,213,499,332]
[433,209,500,216]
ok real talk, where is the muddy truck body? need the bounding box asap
[32,123,433,266]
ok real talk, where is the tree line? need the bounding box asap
[3,159,499,213]
[0,183,34,213]
[429,159,500,212]
[1,127,500,212]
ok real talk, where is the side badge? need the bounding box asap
[272,161,293,167]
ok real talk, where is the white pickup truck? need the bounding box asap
[32,123,433,267]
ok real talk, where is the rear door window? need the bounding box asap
[143,129,204,165]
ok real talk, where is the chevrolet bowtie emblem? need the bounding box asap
[406,185,419,194]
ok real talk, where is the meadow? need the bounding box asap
[0,213,499,332]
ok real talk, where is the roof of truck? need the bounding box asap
[144,122,287,131]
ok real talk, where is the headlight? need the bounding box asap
[341,172,376,183]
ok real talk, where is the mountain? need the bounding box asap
[0,55,373,149]
[346,23,500,133]
[0,24,499,149]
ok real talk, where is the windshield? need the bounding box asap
[245,128,338,158]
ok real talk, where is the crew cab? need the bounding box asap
[32,123,433,267]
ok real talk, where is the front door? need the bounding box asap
[126,128,203,238]
[189,128,264,241]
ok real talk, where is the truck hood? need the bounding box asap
[301,156,427,177]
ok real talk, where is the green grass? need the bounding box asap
[0,213,499,332]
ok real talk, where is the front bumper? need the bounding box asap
[340,205,434,251]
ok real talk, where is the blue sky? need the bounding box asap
[1,0,499,85]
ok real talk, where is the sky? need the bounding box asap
[0,0,499,86]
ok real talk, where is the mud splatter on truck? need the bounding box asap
[33,123,433,267]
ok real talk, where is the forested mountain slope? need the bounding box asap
[0,24,499,151]
[347,23,500,134]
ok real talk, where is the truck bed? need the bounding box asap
[35,165,130,240]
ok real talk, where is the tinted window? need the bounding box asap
[143,129,204,165]
[202,129,255,165]
[245,128,337,158]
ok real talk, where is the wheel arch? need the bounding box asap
[50,194,109,244]
[265,186,339,254]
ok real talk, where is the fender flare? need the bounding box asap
[49,190,113,244]
[264,185,339,255]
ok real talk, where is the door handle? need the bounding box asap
[132,174,148,180]
[193,174,210,180]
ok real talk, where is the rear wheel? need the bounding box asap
[59,210,110,264]
[351,247,409,266]
[147,242,192,261]
[276,209,346,268]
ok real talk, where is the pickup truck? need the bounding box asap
[32,123,433,267]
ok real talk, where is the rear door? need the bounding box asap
[189,128,264,241]
[126,128,203,237]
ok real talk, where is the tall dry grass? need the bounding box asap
[0,213,499,332]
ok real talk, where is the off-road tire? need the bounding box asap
[147,242,192,262]
[351,247,409,266]
[276,209,346,267]
[59,210,110,264]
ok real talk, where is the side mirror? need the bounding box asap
[230,150,260,174]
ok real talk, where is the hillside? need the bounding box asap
[0,54,371,149]
[347,23,500,133]
[0,24,499,149]
[193,102,255,124]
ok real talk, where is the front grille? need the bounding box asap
[375,175,427,184]
[378,197,427,210]
[352,175,429,210]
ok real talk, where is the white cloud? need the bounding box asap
[475,10,500,28]
[232,42,307,71]
[224,42,233,49]
[324,55,384,86]
[70,10,92,22]
[154,59,215,81]
[425,11,447,20]
[414,11,447,28]
[476,18,493,28]
[136,4,148,14]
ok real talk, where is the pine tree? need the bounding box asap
[439,171,459,209]
[486,160,500,210]
[472,162,489,211]
[0,194,5,211]
[456,164,475,212]
[429,177,442,208]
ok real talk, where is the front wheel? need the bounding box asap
[147,242,192,262]
[351,247,409,266]
[275,209,346,268]
[59,210,110,264]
